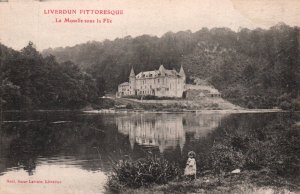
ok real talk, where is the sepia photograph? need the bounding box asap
[0,0,299,193]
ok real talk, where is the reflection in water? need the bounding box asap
[116,113,225,153]
[0,112,113,194]
[1,111,297,194]
[183,114,224,139]
[116,114,185,153]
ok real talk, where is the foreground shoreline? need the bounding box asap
[106,168,300,194]
[109,176,299,194]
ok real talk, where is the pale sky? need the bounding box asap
[0,0,300,51]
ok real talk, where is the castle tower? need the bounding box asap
[159,65,166,76]
[130,67,135,77]
[129,67,136,95]
[179,65,186,81]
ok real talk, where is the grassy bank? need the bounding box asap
[106,167,299,194]
[108,172,299,194]
[107,96,242,111]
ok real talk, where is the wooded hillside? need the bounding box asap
[0,42,103,110]
[43,23,300,109]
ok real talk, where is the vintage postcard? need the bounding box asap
[0,0,299,194]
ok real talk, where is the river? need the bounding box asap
[0,111,299,194]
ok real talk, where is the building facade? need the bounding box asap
[117,65,186,98]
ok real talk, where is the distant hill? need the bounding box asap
[42,23,300,109]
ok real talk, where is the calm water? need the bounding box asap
[0,111,299,194]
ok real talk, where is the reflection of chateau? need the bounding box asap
[116,114,185,153]
[116,113,226,153]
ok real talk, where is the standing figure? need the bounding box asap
[184,151,197,180]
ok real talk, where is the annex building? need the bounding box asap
[117,65,186,98]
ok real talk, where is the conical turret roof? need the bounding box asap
[179,65,185,76]
[159,65,165,76]
[130,67,135,77]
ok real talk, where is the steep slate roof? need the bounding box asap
[136,70,160,79]
[119,82,129,86]
[135,65,183,79]
[164,69,181,77]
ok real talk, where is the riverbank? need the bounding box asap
[111,96,242,111]
[2,107,286,114]
[1,96,288,113]
[106,156,299,194]
[109,171,299,194]
[87,96,288,113]
[83,108,286,114]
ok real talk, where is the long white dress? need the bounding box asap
[184,158,196,175]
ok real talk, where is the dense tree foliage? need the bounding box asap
[0,42,100,110]
[43,23,300,109]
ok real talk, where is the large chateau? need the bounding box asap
[117,65,186,98]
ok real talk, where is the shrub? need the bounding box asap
[107,155,180,190]
[291,97,300,111]
[125,104,133,109]
[247,101,255,109]
[125,95,142,100]
[244,140,276,170]
[96,98,115,109]
[211,103,219,109]
[142,95,157,100]
[277,93,292,103]
[279,101,292,110]
[208,143,245,173]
